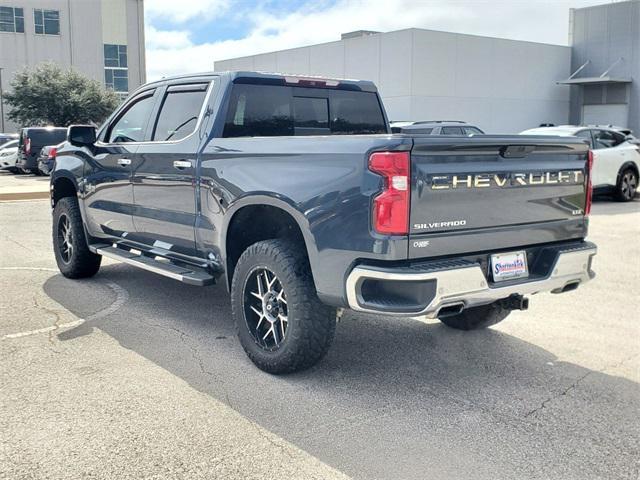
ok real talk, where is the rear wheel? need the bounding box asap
[231,239,336,374]
[52,197,102,278]
[438,302,510,330]
[615,168,638,202]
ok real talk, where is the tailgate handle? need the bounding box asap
[500,145,536,158]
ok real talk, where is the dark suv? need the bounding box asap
[17,127,67,174]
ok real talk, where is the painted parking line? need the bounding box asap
[0,267,129,340]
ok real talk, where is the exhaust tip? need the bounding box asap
[437,303,464,318]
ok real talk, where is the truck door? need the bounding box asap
[84,90,158,238]
[131,82,211,257]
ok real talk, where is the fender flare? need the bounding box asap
[220,193,319,288]
[616,160,639,183]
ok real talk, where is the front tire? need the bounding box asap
[615,168,638,202]
[438,302,510,330]
[231,239,336,374]
[52,197,101,279]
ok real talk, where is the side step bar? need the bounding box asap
[95,246,215,286]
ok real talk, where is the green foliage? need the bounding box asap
[4,63,120,127]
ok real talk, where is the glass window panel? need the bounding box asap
[0,23,13,33]
[113,75,128,93]
[44,19,59,35]
[44,10,59,20]
[118,45,127,54]
[35,24,43,34]
[108,94,156,143]
[293,97,329,129]
[104,69,113,84]
[15,7,23,17]
[104,44,118,61]
[104,59,119,67]
[15,17,23,32]
[34,9,43,25]
[153,89,208,141]
[119,53,127,68]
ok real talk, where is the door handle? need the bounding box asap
[117,158,131,166]
[173,160,192,169]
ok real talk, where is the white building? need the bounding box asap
[0,0,146,132]
[215,28,573,134]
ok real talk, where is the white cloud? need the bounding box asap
[145,0,229,23]
[145,0,610,81]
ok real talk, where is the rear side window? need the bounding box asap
[153,87,208,141]
[223,84,387,137]
[107,93,156,143]
[441,126,464,135]
[463,126,483,135]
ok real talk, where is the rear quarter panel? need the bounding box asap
[197,135,411,305]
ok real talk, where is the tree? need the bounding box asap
[4,63,120,127]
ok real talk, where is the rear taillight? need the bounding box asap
[368,151,410,235]
[25,138,31,155]
[585,150,593,216]
[48,147,57,160]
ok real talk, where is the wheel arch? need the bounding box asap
[222,195,318,291]
[617,160,639,181]
[50,173,79,207]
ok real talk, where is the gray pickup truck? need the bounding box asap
[50,71,596,373]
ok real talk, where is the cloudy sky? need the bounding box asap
[144,0,613,80]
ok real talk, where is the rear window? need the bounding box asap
[223,84,387,137]
[24,129,67,146]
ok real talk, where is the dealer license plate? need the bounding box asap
[490,251,528,282]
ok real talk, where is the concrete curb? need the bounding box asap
[0,191,50,202]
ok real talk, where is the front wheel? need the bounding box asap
[615,168,638,202]
[438,302,511,330]
[52,197,102,278]
[231,239,336,374]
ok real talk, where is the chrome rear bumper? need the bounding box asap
[346,242,596,317]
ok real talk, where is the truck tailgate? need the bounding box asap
[409,136,590,259]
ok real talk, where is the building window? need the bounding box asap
[33,9,60,35]
[0,7,24,33]
[104,44,129,94]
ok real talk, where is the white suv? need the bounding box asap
[521,126,640,202]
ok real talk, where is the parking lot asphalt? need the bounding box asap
[1,195,639,480]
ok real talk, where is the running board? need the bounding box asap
[95,246,215,286]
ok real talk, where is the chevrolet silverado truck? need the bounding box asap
[50,71,597,373]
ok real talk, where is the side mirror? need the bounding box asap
[68,125,96,147]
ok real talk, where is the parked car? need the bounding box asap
[521,125,640,201]
[37,143,63,176]
[17,127,67,174]
[0,139,19,173]
[51,71,596,374]
[0,133,19,147]
[390,120,484,135]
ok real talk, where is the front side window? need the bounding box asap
[152,87,208,141]
[463,126,483,135]
[107,94,156,143]
[593,130,624,149]
[34,9,59,35]
[0,6,24,33]
[223,84,387,138]
[104,44,129,94]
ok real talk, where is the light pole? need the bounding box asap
[0,67,5,132]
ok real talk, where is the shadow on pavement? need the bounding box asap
[43,265,639,480]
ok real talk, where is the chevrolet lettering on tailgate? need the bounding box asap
[430,171,584,189]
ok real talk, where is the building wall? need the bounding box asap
[569,0,640,133]
[215,28,572,133]
[0,0,146,132]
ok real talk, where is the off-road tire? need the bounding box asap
[231,239,336,374]
[615,168,638,202]
[52,196,102,278]
[438,301,511,330]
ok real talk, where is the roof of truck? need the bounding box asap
[140,71,378,93]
